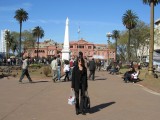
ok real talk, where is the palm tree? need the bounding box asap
[11,43,17,55]
[112,30,120,62]
[142,0,160,75]
[122,9,139,62]
[32,26,44,58]
[5,30,12,59]
[14,8,28,58]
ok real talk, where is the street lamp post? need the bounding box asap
[106,32,112,65]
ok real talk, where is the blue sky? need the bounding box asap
[0,0,160,44]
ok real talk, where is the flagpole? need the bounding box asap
[78,26,80,55]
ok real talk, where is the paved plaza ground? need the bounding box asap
[0,70,160,120]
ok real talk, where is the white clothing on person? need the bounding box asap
[131,71,139,79]
[22,59,29,69]
[63,64,70,72]
[51,59,57,70]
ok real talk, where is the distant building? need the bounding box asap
[23,38,115,60]
[0,29,9,53]
[70,39,115,60]
[154,18,160,50]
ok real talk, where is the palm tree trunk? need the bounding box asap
[115,39,117,62]
[135,40,138,60]
[148,2,154,75]
[37,37,39,58]
[19,22,22,58]
[8,46,10,59]
[127,30,131,63]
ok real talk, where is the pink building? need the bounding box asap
[23,39,115,60]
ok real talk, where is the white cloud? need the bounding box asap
[28,19,64,24]
[0,2,32,12]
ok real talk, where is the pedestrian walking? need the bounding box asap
[19,57,33,83]
[88,58,96,80]
[71,57,88,115]
[69,57,74,80]
[57,55,61,81]
[51,56,58,82]
[97,59,101,71]
[63,60,70,81]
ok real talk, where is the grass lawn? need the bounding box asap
[120,68,160,93]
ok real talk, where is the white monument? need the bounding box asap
[62,17,70,61]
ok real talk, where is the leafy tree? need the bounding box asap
[22,30,36,54]
[112,30,120,61]
[142,0,160,75]
[117,31,128,61]
[122,9,139,62]
[32,26,44,58]
[14,8,28,58]
[130,20,150,61]
[11,32,20,54]
[155,27,160,45]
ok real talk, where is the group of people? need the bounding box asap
[18,53,143,116]
[18,53,89,115]
[20,52,137,116]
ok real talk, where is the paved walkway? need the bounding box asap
[0,70,160,120]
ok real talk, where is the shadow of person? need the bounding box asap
[20,81,50,84]
[89,101,115,114]
[31,81,50,83]
[94,78,107,81]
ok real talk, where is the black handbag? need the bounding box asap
[83,91,90,110]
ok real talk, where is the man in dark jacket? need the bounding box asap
[88,58,96,80]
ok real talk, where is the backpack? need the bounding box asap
[57,59,61,66]
[70,60,74,67]
[83,91,90,111]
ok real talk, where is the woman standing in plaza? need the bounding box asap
[71,57,88,115]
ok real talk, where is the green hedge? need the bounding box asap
[29,64,42,68]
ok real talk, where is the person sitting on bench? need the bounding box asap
[110,64,120,74]
[131,70,140,83]
[123,67,135,83]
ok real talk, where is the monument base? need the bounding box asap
[62,49,70,61]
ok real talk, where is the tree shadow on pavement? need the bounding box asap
[89,101,115,114]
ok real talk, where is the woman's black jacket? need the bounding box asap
[71,66,88,91]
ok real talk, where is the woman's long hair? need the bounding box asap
[78,57,85,68]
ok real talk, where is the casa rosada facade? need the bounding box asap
[23,39,115,60]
